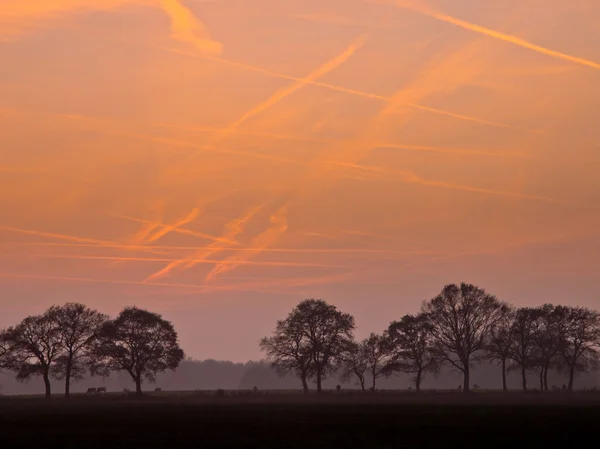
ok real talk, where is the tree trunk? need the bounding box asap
[415,369,422,393]
[65,355,73,399]
[501,358,507,392]
[568,364,575,392]
[463,364,470,393]
[43,371,52,399]
[65,370,71,399]
[521,364,527,391]
[315,369,322,394]
[301,374,309,395]
[359,377,365,392]
[135,376,143,396]
[539,366,544,391]
[543,365,549,392]
[371,370,377,391]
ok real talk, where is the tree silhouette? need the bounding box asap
[338,340,368,391]
[291,299,354,393]
[0,334,15,369]
[557,306,600,390]
[362,332,390,391]
[261,299,354,394]
[2,313,62,399]
[47,303,108,398]
[384,314,438,393]
[422,283,507,393]
[92,307,184,396]
[530,304,565,391]
[510,307,540,391]
[260,317,314,394]
[486,306,516,392]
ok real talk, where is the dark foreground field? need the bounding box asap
[1,392,599,448]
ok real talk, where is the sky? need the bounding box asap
[1,0,599,362]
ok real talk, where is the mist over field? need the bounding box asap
[1,358,597,396]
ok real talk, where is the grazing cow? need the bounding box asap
[86,388,97,394]
[154,388,162,392]
[96,387,107,394]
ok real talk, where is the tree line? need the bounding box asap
[260,283,600,393]
[0,304,184,398]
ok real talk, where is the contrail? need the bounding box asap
[325,161,564,203]
[156,122,531,159]
[165,34,367,178]
[301,29,540,194]
[0,225,164,255]
[200,270,357,294]
[291,13,376,28]
[0,271,310,296]
[144,204,264,282]
[218,34,368,138]
[119,132,314,167]
[205,204,290,282]
[181,204,265,271]
[127,198,165,244]
[166,47,521,131]
[153,122,335,144]
[394,0,600,70]
[130,221,161,244]
[112,214,238,245]
[0,272,210,291]
[2,241,422,254]
[16,253,346,268]
[159,0,222,54]
[145,207,200,244]
[375,143,531,158]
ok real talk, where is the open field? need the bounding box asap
[0,391,599,448]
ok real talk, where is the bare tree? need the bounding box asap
[422,283,507,392]
[338,340,368,392]
[293,299,354,393]
[510,307,540,391]
[531,304,565,392]
[2,313,62,399]
[557,306,600,391]
[486,306,516,392]
[92,307,184,396]
[362,333,390,391]
[0,333,16,369]
[261,299,355,394]
[384,314,438,393]
[260,317,313,394]
[47,303,108,398]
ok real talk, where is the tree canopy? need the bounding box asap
[260,299,355,393]
[92,307,184,395]
[422,283,508,392]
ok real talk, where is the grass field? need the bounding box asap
[0,391,598,448]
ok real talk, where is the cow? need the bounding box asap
[154,388,162,392]
[96,387,107,394]
[86,388,97,394]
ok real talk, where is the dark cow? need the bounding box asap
[96,387,107,394]
[86,388,96,394]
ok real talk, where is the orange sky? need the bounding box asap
[1,0,599,361]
